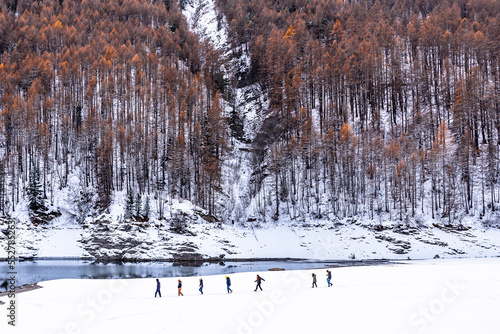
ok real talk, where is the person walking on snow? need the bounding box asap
[199,278,204,294]
[226,276,233,293]
[155,278,161,297]
[326,270,332,287]
[312,273,317,288]
[254,275,265,291]
[178,279,184,296]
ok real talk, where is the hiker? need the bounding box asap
[155,278,161,297]
[178,279,184,296]
[199,278,204,295]
[225,276,233,293]
[312,273,317,288]
[326,270,332,287]
[254,274,265,292]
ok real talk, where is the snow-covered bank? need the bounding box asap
[2,207,500,261]
[1,179,499,262]
[78,216,500,261]
[1,258,499,333]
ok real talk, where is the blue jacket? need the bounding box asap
[156,280,161,290]
[226,277,231,286]
[178,281,182,288]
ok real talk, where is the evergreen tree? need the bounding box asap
[124,189,135,220]
[135,193,142,219]
[143,195,151,221]
[27,166,46,212]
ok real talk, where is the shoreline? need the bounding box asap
[3,216,499,265]
[0,256,389,264]
[0,254,498,264]
[0,283,42,305]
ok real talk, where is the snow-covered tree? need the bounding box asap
[27,166,46,212]
[74,185,95,225]
[124,189,135,220]
[143,195,151,221]
[135,193,142,219]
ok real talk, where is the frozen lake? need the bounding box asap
[1,258,499,334]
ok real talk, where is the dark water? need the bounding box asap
[0,259,387,287]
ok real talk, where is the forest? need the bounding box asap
[0,0,499,226]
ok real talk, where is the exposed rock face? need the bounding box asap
[79,212,211,262]
[30,210,62,226]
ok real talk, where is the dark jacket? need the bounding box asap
[327,271,332,279]
[178,281,182,288]
[199,279,204,287]
[255,276,265,284]
[226,277,231,286]
[156,279,161,290]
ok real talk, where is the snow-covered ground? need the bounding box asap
[1,258,499,333]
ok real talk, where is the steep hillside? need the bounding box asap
[0,0,499,261]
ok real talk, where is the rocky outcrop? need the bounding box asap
[79,210,215,262]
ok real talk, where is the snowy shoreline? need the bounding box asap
[2,215,500,262]
[0,254,498,264]
[0,256,396,263]
[2,198,500,262]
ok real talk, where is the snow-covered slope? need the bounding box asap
[183,0,228,50]
[2,258,499,333]
[2,200,499,261]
